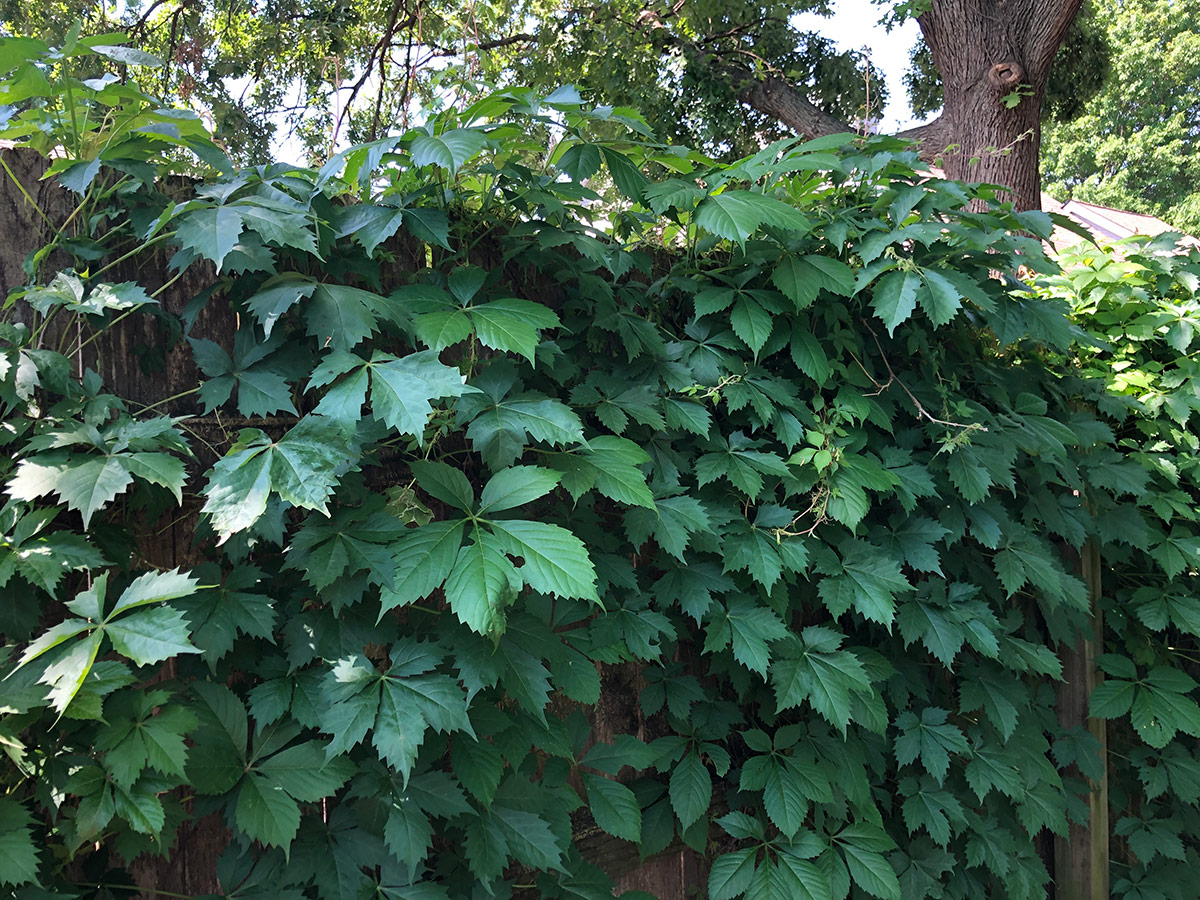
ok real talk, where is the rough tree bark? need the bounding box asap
[732,0,1084,210]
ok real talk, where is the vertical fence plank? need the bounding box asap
[1054,539,1108,900]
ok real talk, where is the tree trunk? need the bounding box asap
[931,64,1044,209]
[917,0,1083,210]
[734,0,1084,211]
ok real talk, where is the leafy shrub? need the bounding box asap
[2,31,1200,900]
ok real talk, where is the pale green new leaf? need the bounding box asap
[106,606,199,666]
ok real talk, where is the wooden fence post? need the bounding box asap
[1054,539,1109,900]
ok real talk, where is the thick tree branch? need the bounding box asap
[730,73,850,139]
[1027,0,1085,76]
[728,69,952,163]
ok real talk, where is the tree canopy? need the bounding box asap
[4,28,1200,900]
[1041,0,1200,235]
[0,0,1101,209]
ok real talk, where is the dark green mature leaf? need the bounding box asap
[410,128,486,172]
[175,206,243,272]
[443,527,520,636]
[771,627,872,732]
[894,709,968,785]
[381,521,466,616]
[709,849,757,900]
[488,519,598,602]
[244,275,317,338]
[695,191,810,244]
[306,285,386,351]
[817,540,911,626]
[669,752,711,829]
[0,798,38,886]
[584,773,641,842]
[871,270,921,334]
[368,351,472,438]
[477,466,561,513]
[236,773,301,851]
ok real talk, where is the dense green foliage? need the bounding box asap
[3,31,1200,900]
[1041,0,1200,235]
[0,0,873,164]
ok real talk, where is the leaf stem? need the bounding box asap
[75,884,196,899]
[93,230,176,278]
[130,386,202,416]
[0,155,55,229]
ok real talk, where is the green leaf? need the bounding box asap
[487,519,598,601]
[402,207,452,249]
[709,849,758,900]
[462,391,584,470]
[840,844,900,900]
[415,309,474,351]
[469,306,538,362]
[334,204,406,256]
[256,741,353,801]
[410,129,486,172]
[236,772,301,852]
[492,806,565,871]
[0,798,39,886]
[770,627,872,733]
[919,270,963,326]
[111,568,201,616]
[721,598,788,675]
[584,773,641,842]
[601,146,648,202]
[443,527,520,636]
[306,284,383,351]
[385,798,433,881]
[669,751,711,829]
[410,461,475,511]
[9,454,132,528]
[452,733,503,803]
[175,206,244,272]
[762,758,808,837]
[625,495,712,561]
[1089,679,1136,718]
[381,521,466,617]
[369,351,471,438]
[871,270,921,335]
[477,466,561,514]
[373,682,428,779]
[893,709,968,784]
[731,298,774,356]
[818,540,911,627]
[106,606,199,666]
[202,418,353,540]
[695,192,810,244]
[773,255,855,309]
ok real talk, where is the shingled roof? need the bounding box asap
[1041,192,1199,249]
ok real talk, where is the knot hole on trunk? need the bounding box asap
[987,61,1025,90]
